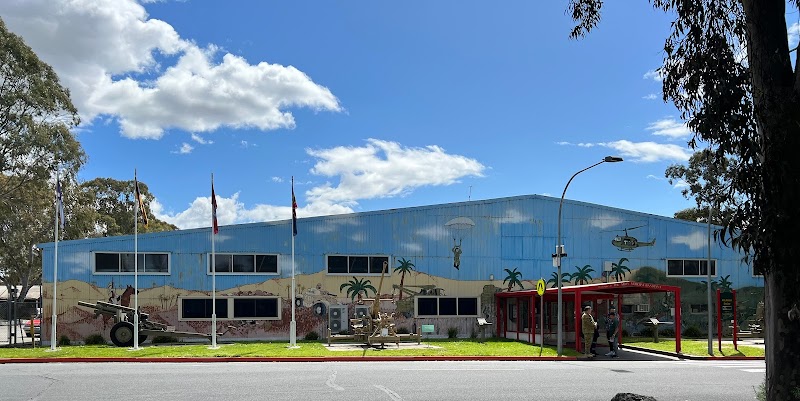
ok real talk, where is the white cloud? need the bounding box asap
[671,231,706,251]
[646,118,691,139]
[789,22,800,51]
[589,213,623,230]
[306,139,486,205]
[416,225,449,240]
[577,143,595,148]
[497,209,527,224]
[3,0,340,139]
[598,140,692,163]
[646,174,663,181]
[191,133,210,145]
[642,94,658,100]
[271,177,284,183]
[643,69,664,81]
[171,143,193,154]
[401,242,423,253]
[555,141,573,146]
[672,179,689,189]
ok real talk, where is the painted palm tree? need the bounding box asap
[393,258,416,300]
[547,271,571,288]
[339,276,377,301]
[502,267,524,291]
[571,264,595,285]
[699,278,719,291]
[611,257,631,282]
[718,275,733,292]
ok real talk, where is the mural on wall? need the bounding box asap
[570,265,594,285]
[444,217,474,269]
[502,268,523,291]
[547,271,570,288]
[610,258,631,281]
[610,226,656,251]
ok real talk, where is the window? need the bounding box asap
[415,297,479,317]
[666,259,716,277]
[94,252,170,274]
[179,297,281,321]
[326,255,389,275]
[208,254,278,274]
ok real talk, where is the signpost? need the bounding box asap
[717,290,738,352]
[537,278,546,356]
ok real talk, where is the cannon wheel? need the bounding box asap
[110,322,135,347]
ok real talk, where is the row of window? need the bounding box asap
[93,253,731,278]
[180,297,281,320]
[177,296,480,320]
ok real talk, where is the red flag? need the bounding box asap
[211,177,218,235]
[291,177,297,236]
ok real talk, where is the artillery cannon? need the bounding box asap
[78,300,216,347]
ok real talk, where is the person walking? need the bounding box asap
[581,305,597,357]
[605,310,620,357]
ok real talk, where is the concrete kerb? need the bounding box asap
[0,355,576,364]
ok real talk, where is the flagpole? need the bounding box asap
[210,173,218,349]
[289,176,298,348]
[49,170,60,351]
[133,169,140,350]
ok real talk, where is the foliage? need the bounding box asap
[303,331,320,341]
[84,334,106,345]
[566,1,800,396]
[718,275,733,292]
[0,338,582,358]
[502,267,524,291]
[665,150,739,226]
[447,327,459,339]
[638,326,654,337]
[570,264,594,285]
[682,326,704,339]
[395,327,410,335]
[78,178,178,237]
[57,335,71,346]
[623,338,765,357]
[0,18,86,300]
[393,258,415,300]
[339,276,376,300]
[660,328,676,337]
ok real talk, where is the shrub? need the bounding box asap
[57,335,71,346]
[638,326,654,337]
[621,329,629,337]
[152,336,174,344]
[304,331,320,341]
[683,326,703,338]
[447,327,459,338]
[395,327,410,334]
[84,334,106,345]
[660,328,675,337]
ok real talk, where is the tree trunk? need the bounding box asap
[398,273,405,301]
[741,1,800,399]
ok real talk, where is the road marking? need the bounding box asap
[326,371,344,391]
[402,368,523,371]
[374,384,403,401]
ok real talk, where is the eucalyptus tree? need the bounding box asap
[568,1,800,398]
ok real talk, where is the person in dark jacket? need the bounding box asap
[605,311,620,357]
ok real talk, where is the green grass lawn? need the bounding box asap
[0,338,581,359]
[622,337,765,357]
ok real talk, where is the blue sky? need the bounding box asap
[4,0,706,230]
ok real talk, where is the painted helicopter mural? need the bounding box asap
[610,225,656,251]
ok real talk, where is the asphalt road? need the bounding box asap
[0,359,764,401]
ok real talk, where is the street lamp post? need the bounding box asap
[554,156,623,356]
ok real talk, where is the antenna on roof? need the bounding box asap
[468,186,472,201]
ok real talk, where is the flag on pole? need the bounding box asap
[134,173,149,227]
[55,179,65,229]
[211,177,219,235]
[291,177,298,236]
